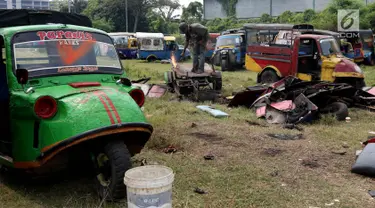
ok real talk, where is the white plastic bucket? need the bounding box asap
[124,165,174,208]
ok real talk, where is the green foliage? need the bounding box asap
[217,0,238,17]
[92,18,115,32]
[181,1,204,23]
[205,0,375,33]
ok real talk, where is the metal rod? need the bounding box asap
[125,0,128,32]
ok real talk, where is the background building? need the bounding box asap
[0,0,50,10]
[204,0,375,19]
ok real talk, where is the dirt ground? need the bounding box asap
[1,60,375,208]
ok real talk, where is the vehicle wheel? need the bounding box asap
[212,72,222,91]
[95,140,131,201]
[260,70,279,84]
[356,78,366,89]
[147,56,156,62]
[221,59,230,71]
[323,102,349,121]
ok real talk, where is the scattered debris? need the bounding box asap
[342,142,349,148]
[163,145,178,154]
[352,143,375,177]
[269,170,279,177]
[331,150,347,155]
[196,105,229,118]
[283,124,304,131]
[194,188,207,194]
[267,133,304,140]
[161,59,171,64]
[204,154,215,160]
[191,123,197,128]
[148,85,167,98]
[368,190,375,198]
[262,148,284,157]
[245,120,268,127]
[302,159,320,168]
[281,183,287,187]
[230,76,375,124]
[333,199,340,203]
[325,202,334,206]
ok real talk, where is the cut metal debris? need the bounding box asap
[267,133,304,140]
[194,188,207,194]
[196,105,229,118]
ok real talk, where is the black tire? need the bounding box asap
[356,78,366,89]
[323,102,349,121]
[95,140,132,201]
[260,70,279,84]
[213,72,222,91]
[221,59,229,71]
[147,56,156,62]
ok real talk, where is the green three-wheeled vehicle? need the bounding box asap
[0,9,153,201]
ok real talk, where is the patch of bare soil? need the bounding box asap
[262,148,285,157]
[188,132,224,143]
[301,158,320,168]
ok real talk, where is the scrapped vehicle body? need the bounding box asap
[164,53,222,101]
[137,32,183,61]
[243,23,365,88]
[0,9,153,201]
[303,29,375,65]
[109,32,138,59]
[229,76,375,124]
[212,29,246,71]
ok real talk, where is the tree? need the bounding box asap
[259,13,273,23]
[181,1,203,23]
[277,11,295,23]
[151,0,181,22]
[58,0,88,13]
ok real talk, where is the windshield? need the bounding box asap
[320,38,341,56]
[13,30,122,78]
[112,36,129,48]
[216,35,241,47]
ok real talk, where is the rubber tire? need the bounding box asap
[221,59,229,71]
[213,72,222,91]
[96,140,132,201]
[147,56,156,62]
[356,79,366,89]
[325,102,349,121]
[260,70,279,84]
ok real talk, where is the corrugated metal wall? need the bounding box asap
[204,0,375,19]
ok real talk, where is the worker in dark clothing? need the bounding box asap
[179,22,209,73]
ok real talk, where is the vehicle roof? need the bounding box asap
[244,23,313,31]
[302,29,339,36]
[300,34,333,39]
[219,34,242,38]
[136,32,164,39]
[0,24,107,37]
[108,32,135,36]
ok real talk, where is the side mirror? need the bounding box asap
[16,68,28,85]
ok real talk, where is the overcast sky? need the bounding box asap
[175,0,203,16]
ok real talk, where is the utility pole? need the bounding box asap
[125,0,128,32]
[313,0,315,11]
[269,0,272,17]
[68,0,71,13]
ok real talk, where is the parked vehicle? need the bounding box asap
[178,44,191,59]
[244,23,365,88]
[136,32,183,61]
[109,32,138,59]
[0,9,153,201]
[205,33,220,61]
[302,29,375,65]
[212,29,246,71]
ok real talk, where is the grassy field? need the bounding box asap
[1,60,375,208]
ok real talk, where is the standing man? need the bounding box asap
[179,22,209,74]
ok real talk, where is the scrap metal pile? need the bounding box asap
[229,76,375,124]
